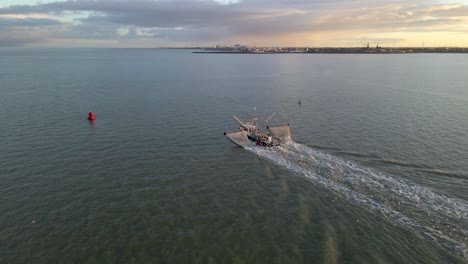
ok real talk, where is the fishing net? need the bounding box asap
[224,131,249,147]
[267,125,291,141]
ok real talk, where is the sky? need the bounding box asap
[1,0,468,47]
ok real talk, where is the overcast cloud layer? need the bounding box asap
[1,0,467,47]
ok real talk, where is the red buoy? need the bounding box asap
[87,112,95,120]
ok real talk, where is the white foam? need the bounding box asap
[246,141,468,259]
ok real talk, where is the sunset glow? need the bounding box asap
[1,0,467,47]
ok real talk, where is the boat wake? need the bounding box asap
[246,141,468,259]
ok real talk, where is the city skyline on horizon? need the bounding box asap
[1,0,468,48]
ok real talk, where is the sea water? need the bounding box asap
[1,48,467,263]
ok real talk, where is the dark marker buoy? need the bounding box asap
[87,112,95,120]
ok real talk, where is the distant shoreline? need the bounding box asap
[192,48,468,54]
[161,47,468,54]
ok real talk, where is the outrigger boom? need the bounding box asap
[233,115,247,127]
[264,112,277,123]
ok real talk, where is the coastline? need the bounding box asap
[190,47,468,54]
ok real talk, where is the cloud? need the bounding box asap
[0,0,467,46]
[0,16,62,46]
[0,35,43,47]
[0,17,61,28]
[0,25,60,47]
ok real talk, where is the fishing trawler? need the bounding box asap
[224,110,291,148]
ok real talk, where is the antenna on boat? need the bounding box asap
[251,107,259,131]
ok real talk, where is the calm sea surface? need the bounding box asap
[1,48,467,263]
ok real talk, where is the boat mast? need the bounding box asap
[251,107,259,132]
